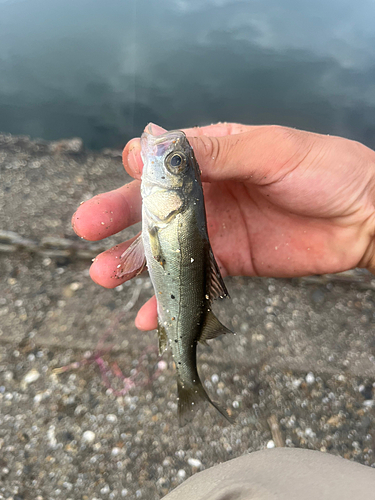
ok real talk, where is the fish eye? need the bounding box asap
[165,152,187,173]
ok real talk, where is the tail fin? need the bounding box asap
[177,378,234,427]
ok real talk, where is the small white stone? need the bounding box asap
[266,440,275,449]
[158,360,167,371]
[106,414,118,423]
[22,369,40,386]
[306,372,315,384]
[121,489,128,497]
[211,374,219,384]
[177,469,186,479]
[187,458,202,468]
[34,393,43,404]
[292,378,303,388]
[111,447,121,456]
[190,258,194,263]
[47,425,57,448]
[100,484,110,494]
[305,428,316,438]
[82,430,96,443]
[363,400,374,408]
[4,371,13,381]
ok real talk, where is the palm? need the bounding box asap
[204,149,374,277]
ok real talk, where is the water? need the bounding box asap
[1,0,375,150]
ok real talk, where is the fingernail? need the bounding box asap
[147,122,167,136]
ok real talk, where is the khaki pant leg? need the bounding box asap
[162,448,375,500]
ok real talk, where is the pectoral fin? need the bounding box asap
[157,323,168,355]
[116,232,146,278]
[199,310,232,345]
[149,226,165,267]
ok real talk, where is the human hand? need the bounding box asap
[72,123,375,331]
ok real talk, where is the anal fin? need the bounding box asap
[199,310,232,345]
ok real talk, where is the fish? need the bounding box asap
[118,123,233,426]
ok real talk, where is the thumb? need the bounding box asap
[188,125,317,184]
[123,125,317,184]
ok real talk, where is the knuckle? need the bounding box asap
[200,135,221,164]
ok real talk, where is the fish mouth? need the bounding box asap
[141,123,187,159]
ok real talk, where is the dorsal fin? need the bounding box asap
[199,310,232,345]
[207,247,229,301]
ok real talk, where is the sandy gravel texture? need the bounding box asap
[1,133,375,500]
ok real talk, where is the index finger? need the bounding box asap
[72,180,142,241]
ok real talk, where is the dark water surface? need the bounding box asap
[1,0,375,149]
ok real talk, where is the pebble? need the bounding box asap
[49,137,83,154]
[311,288,325,304]
[177,469,186,479]
[100,484,110,495]
[69,282,82,291]
[158,360,168,371]
[82,430,96,444]
[292,378,303,388]
[4,371,14,381]
[187,458,202,468]
[266,440,275,449]
[305,428,316,438]
[252,333,265,342]
[306,372,315,384]
[363,400,374,408]
[22,369,40,386]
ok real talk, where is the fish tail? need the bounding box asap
[177,378,234,427]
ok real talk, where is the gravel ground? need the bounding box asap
[1,133,375,499]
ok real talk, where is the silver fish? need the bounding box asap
[118,124,233,426]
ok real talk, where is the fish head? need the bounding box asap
[141,123,200,191]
